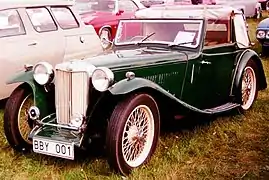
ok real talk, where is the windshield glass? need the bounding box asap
[115,19,204,48]
[74,0,116,14]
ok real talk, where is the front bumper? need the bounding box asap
[28,113,83,148]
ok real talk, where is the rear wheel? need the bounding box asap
[106,94,160,175]
[4,86,34,152]
[240,60,258,111]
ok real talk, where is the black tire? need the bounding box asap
[99,28,112,50]
[4,86,33,152]
[239,59,258,111]
[106,94,160,175]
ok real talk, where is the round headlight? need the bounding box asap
[92,67,114,92]
[257,30,266,39]
[33,62,54,85]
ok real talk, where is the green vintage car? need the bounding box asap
[3,5,267,175]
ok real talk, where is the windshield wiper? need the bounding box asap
[135,32,156,45]
[168,41,194,48]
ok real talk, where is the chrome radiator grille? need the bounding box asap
[55,70,89,125]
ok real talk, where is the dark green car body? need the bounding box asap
[4,16,267,174]
[8,43,266,140]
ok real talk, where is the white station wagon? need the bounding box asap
[0,0,103,100]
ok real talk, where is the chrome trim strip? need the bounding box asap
[37,120,80,131]
[191,64,195,84]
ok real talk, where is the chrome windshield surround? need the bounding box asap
[115,19,204,48]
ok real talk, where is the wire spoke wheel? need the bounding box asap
[122,105,154,167]
[4,86,34,152]
[106,94,160,175]
[18,94,33,144]
[241,66,256,110]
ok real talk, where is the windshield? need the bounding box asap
[115,19,204,48]
[74,0,116,14]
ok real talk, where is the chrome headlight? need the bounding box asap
[92,67,114,92]
[33,62,54,85]
[257,30,266,39]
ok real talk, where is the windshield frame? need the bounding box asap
[114,18,205,50]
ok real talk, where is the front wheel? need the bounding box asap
[240,60,258,111]
[106,94,160,175]
[4,86,34,152]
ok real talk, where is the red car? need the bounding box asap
[74,0,145,49]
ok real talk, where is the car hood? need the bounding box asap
[257,18,269,29]
[56,48,198,72]
[80,11,112,23]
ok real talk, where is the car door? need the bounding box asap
[181,46,237,109]
[0,8,42,99]
[181,21,238,109]
[24,6,65,66]
[50,6,102,60]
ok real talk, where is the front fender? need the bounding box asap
[232,49,267,100]
[109,77,163,95]
[7,70,53,119]
[109,78,215,114]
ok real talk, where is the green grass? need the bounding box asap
[1,17,269,180]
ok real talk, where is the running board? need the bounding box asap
[202,103,240,114]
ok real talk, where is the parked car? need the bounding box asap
[3,5,267,175]
[256,18,269,55]
[74,0,146,50]
[0,0,103,100]
[259,0,269,10]
[216,0,262,19]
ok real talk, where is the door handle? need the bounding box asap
[200,60,211,65]
[80,36,85,43]
[28,42,37,46]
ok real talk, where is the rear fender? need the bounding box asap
[232,49,267,101]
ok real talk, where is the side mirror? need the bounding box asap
[116,9,124,16]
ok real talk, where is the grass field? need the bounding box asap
[0,18,269,180]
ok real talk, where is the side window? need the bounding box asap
[234,14,250,48]
[204,20,229,46]
[26,7,57,32]
[0,9,25,37]
[51,7,79,30]
[118,0,138,12]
